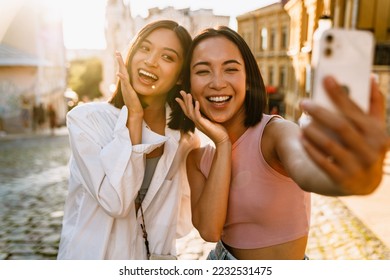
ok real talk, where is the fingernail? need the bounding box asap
[324,76,337,87]
[300,99,313,111]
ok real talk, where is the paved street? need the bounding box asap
[1,129,390,260]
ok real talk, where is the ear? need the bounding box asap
[176,78,182,85]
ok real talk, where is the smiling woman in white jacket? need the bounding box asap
[57,20,199,260]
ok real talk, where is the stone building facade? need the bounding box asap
[0,1,67,133]
[237,3,291,116]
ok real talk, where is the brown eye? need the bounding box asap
[162,54,174,62]
[195,70,209,75]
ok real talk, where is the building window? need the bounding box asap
[270,28,276,50]
[261,27,268,51]
[281,26,288,49]
[279,66,286,88]
[258,29,262,51]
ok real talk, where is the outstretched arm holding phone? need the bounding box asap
[300,75,389,195]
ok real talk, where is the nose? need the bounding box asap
[209,72,227,90]
[144,54,158,67]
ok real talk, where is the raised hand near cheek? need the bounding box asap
[175,91,229,145]
[115,51,143,119]
[116,51,143,144]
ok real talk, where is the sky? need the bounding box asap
[60,0,279,49]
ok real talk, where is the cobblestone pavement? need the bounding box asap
[1,131,390,260]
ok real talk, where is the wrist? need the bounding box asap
[127,116,143,145]
[128,109,144,119]
[127,113,143,125]
[215,137,232,149]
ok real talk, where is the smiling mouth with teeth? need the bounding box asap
[207,96,232,103]
[138,69,159,81]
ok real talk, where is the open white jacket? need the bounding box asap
[57,102,196,259]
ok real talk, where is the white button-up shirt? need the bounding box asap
[57,102,197,259]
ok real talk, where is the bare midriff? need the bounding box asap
[223,235,308,260]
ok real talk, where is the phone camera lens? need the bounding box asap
[324,47,332,57]
[325,34,333,43]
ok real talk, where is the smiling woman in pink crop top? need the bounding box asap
[199,115,311,259]
[172,26,388,259]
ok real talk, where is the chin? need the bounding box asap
[209,116,227,124]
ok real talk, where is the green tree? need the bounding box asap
[68,57,103,101]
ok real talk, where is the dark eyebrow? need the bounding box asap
[143,39,181,58]
[192,59,242,69]
[223,60,242,66]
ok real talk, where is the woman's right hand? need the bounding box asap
[116,51,143,144]
[176,91,229,145]
[115,51,144,120]
[300,76,389,195]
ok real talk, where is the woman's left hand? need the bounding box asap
[300,76,389,195]
[176,91,230,145]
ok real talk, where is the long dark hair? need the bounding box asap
[168,26,267,133]
[108,20,192,110]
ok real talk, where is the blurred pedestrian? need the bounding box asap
[33,103,45,132]
[47,104,56,135]
[32,103,39,132]
[20,97,30,129]
[270,106,279,115]
[37,103,45,129]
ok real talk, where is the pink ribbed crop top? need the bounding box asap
[199,114,311,249]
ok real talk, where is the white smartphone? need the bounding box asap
[311,28,375,113]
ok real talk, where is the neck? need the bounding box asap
[225,121,247,144]
[224,108,247,144]
[139,93,166,109]
[143,103,167,135]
